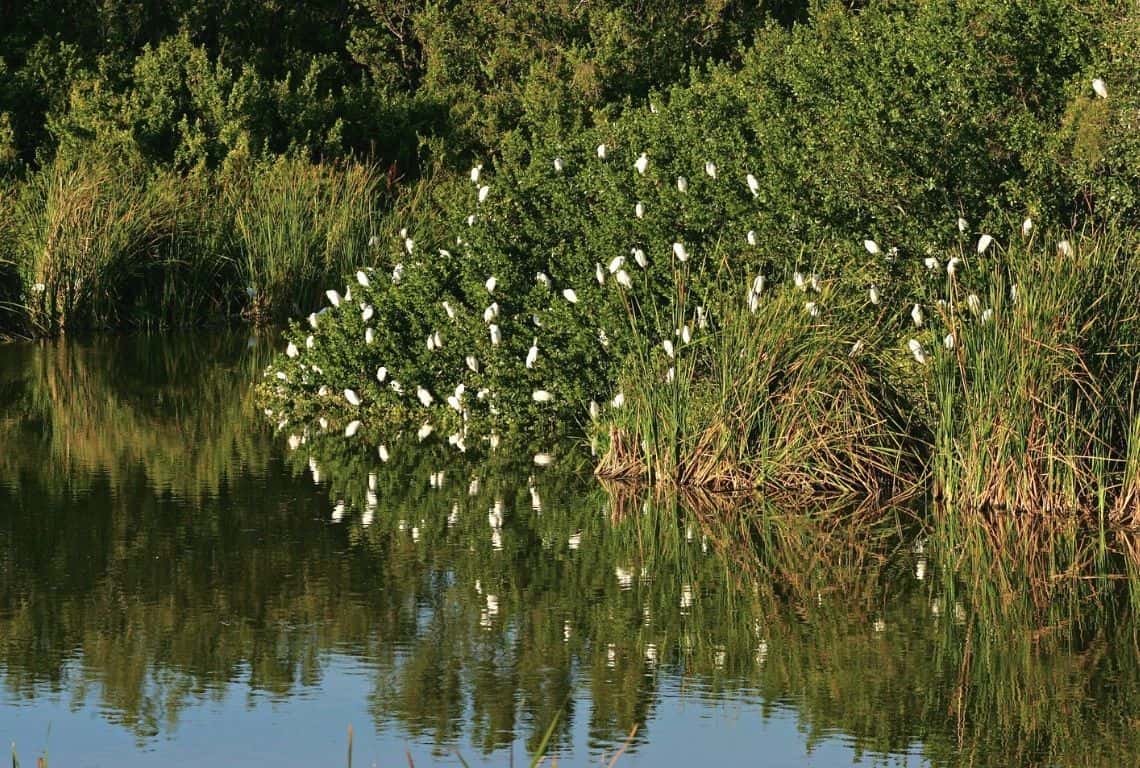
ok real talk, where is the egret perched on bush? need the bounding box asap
[977,234,993,253]
[635,152,648,174]
[485,276,497,294]
[608,255,624,273]
[908,339,928,364]
[376,366,387,383]
[533,390,554,402]
[554,157,564,172]
[526,339,539,369]
[616,270,633,289]
[869,284,881,305]
[286,342,299,358]
[597,143,607,159]
[344,389,361,406]
[911,303,924,327]
[466,355,479,373]
[1021,217,1033,237]
[632,248,647,268]
[489,324,502,345]
[362,305,374,322]
[417,387,433,407]
[673,242,689,262]
[595,263,606,284]
[635,201,645,219]
[676,176,688,193]
[663,339,675,358]
[356,270,370,288]
[470,164,482,183]
[345,420,361,437]
[478,185,490,203]
[863,240,880,256]
[705,161,717,178]
[379,445,390,462]
[946,257,961,276]
[1092,78,1108,99]
[562,288,578,304]
[746,173,760,197]
[325,289,342,307]
[747,230,757,246]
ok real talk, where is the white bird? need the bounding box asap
[562,288,578,303]
[1092,78,1108,99]
[433,330,442,348]
[427,333,436,351]
[923,256,939,270]
[466,355,479,373]
[526,339,538,368]
[596,143,607,159]
[362,305,374,322]
[365,327,375,345]
[632,248,647,268]
[635,153,648,174]
[635,201,645,219]
[326,289,342,307]
[345,389,361,406]
[447,395,462,411]
[746,173,760,197]
[749,292,760,312]
[379,445,390,462]
[1021,217,1033,237]
[943,333,956,350]
[907,338,928,365]
[793,271,806,290]
[863,240,881,256]
[967,293,982,314]
[911,303,924,327]
[977,234,993,254]
[308,312,320,329]
[553,157,564,172]
[376,366,387,382]
[947,257,961,276]
[485,276,497,294]
[747,230,757,246]
[608,255,625,273]
[345,420,361,437]
[981,308,994,323]
[286,342,299,358]
[1058,239,1073,257]
[611,392,626,408]
[957,217,968,233]
[534,453,553,466]
[489,324,501,345]
[535,272,550,288]
[478,185,490,203]
[533,390,554,403]
[390,380,403,394]
[805,301,820,317]
[589,400,600,420]
[663,339,675,358]
[417,387,433,407]
[306,335,315,349]
[673,242,689,262]
[442,300,456,319]
[704,161,717,178]
[616,269,633,289]
[751,275,765,294]
[869,284,881,305]
[676,176,688,193]
[417,422,433,440]
[482,303,497,323]
[595,263,606,284]
[356,270,370,288]
[470,164,482,183]
[466,215,475,226]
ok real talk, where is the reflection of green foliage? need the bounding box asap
[9,335,1140,764]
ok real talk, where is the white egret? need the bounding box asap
[379,445,390,462]
[635,201,645,219]
[612,392,625,408]
[534,453,553,466]
[532,390,554,403]
[907,338,928,365]
[632,248,647,268]
[433,330,442,348]
[863,240,881,255]
[376,366,387,383]
[417,422,434,440]
[447,395,462,411]
[673,242,689,262]
[793,271,806,290]
[362,305,374,322]
[427,334,436,351]
[306,335,315,349]
[345,420,361,437]
[368,235,380,247]
[947,257,961,275]
[966,293,982,314]
[977,234,993,253]
[869,284,881,305]
[325,289,342,307]
[596,143,607,159]
[345,389,361,406]
[275,371,288,381]
[405,237,415,254]
[535,272,550,288]
[616,269,632,288]
[470,164,482,183]
[589,400,600,420]
[746,173,760,197]
[608,255,624,273]
[416,387,433,407]
[635,152,648,174]
[957,217,968,233]
[697,306,708,329]
[466,214,476,226]
[1010,283,1019,303]
[286,342,299,358]
[308,312,319,329]
[943,333,955,350]
[1021,217,1033,237]
[1092,78,1108,99]
[466,355,479,373]
[478,185,490,203]
[356,270,370,288]
[676,175,688,193]
[485,276,497,294]
[752,275,765,294]
[482,303,497,323]
[810,274,821,292]
[391,264,404,283]
[526,338,538,369]
[390,380,403,394]
[365,327,375,345]
[981,308,994,323]
[682,325,692,344]
[562,288,579,303]
[747,230,757,246]
[663,339,675,358]
[1058,240,1073,257]
[554,156,564,172]
[805,301,820,317]
[911,303,924,327]
[595,262,606,284]
[704,161,717,178]
[489,324,501,345]
[749,292,760,313]
[923,256,939,270]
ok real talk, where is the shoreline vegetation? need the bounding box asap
[3,1,1140,516]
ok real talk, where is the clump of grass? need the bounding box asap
[228,155,379,324]
[595,265,922,502]
[930,229,1140,521]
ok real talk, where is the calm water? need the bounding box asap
[3,333,1140,767]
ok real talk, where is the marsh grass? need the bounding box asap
[229,155,378,324]
[596,268,922,501]
[931,230,1140,521]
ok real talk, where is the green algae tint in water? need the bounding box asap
[3,333,1140,766]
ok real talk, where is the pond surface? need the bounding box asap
[2,332,1140,767]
